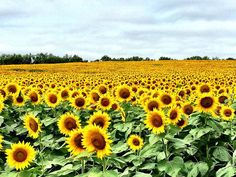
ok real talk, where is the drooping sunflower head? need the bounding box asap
[66,129,86,156]
[144,98,160,112]
[98,95,112,110]
[82,125,112,159]
[5,141,36,171]
[71,96,87,110]
[127,135,144,151]
[167,107,181,125]
[45,92,61,108]
[28,90,40,105]
[144,110,166,134]
[88,111,111,130]
[58,113,81,135]
[197,94,216,113]
[220,106,234,121]
[23,114,42,139]
[116,85,132,102]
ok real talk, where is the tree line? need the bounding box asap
[0,53,235,65]
[0,53,87,65]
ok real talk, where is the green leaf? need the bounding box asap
[187,162,209,177]
[216,165,235,177]
[190,127,213,139]
[133,172,152,177]
[0,116,4,126]
[103,170,119,177]
[213,146,231,162]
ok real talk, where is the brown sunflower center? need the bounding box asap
[64,117,77,130]
[224,109,232,117]
[8,85,17,93]
[74,133,84,149]
[101,98,110,107]
[183,105,193,115]
[111,103,118,110]
[170,110,178,120]
[132,138,140,146]
[99,86,107,94]
[218,96,227,104]
[200,85,210,93]
[92,117,105,128]
[16,96,24,103]
[151,114,163,127]
[13,148,27,162]
[61,90,69,99]
[200,97,214,108]
[30,92,38,102]
[148,101,159,111]
[177,119,185,126]
[49,94,57,104]
[75,98,85,107]
[0,89,6,97]
[161,95,172,105]
[92,93,100,101]
[119,88,130,99]
[29,118,38,132]
[91,133,106,150]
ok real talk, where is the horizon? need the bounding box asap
[1,0,236,60]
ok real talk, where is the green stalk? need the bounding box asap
[81,159,85,174]
[102,158,107,172]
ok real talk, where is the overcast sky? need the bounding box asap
[1,0,236,60]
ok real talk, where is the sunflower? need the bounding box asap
[6,83,20,95]
[23,114,42,139]
[88,111,111,130]
[89,90,100,103]
[116,85,132,102]
[66,129,85,156]
[144,109,166,134]
[60,88,70,101]
[5,141,36,170]
[182,103,194,116]
[13,93,25,107]
[98,84,108,95]
[127,135,144,151]
[197,94,216,113]
[159,92,173,107]
[199,84,211,94]
[0,135,3,149]
[144,98,160,112]
[45,92,61,108]
[220,106,234,121]
[71,96,87,110]
[218,94,229,104]
[28,90,41,105]
[176,118,188,129]
[58,113,81,135]
[82,125,112,159]
[98,95,112,110]
[167,107,181,124]
[0,88,7,98]
[111,101,120,111]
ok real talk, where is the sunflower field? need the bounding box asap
[0,60,236,177]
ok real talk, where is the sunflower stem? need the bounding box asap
[81,159,85,174]
[102,158,107,172]
[162,137,168,177]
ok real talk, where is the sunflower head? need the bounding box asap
[176,118,188,129]
[88,111,111,130]
[182,103,194,116]
[45,92,61,108]
[127,135,144,151]
[13,93,25,107]
[168,108,181,124]
[144,109,166,134]
[116,85,132,102]
[28,90,40,105]
[6,83,20,95]
[23,114,42,139]
[144,98,160,112]
[5,141,36,170]
[58,113,81,135]
[82,125,112,159]
[66,129,86,156]
[197,94,216,113]
[159,92,173,107]
[98,95,112,110]
[71,96,87,110]
[220,106,234,121]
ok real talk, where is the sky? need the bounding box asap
[0,0,236,60]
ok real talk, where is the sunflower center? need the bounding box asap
[16,96,24,103]
[29,118,38,132]
[0,89,6,97]
[30,93,38,102]
[224,109,232,117]
[92,117,105,128]
[148,101,159,111]
[132,138,140,146]
[151,114,163,127]
[177,119,185,126]
[119,88,130,99]
[8,85,17,93]
[101,98,110,107]
[75,98,85,107]
[200,97,213,108]
[183,105,193,115]
[161,95,172,105]
[111,103,118,110]
[74,133,84,149]
[13,148,27,162]
[64,118,77,130]
[61,90,69,98]
[200,85,210,93]
[170,110,178,120]
[218,96,227,104]
[92,93,100,101]
[91,133,106,150]
[49,94,57,103]
[99,86,107,94]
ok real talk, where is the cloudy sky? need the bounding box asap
[1,0,236,60]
